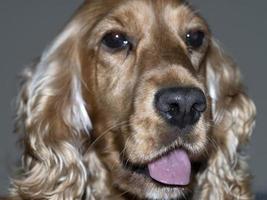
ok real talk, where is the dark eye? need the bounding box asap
[102,32,131,51]
[186,30,205,49]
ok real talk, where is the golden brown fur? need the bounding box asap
[7,0,256,199]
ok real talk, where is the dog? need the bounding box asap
[6,0,256,199]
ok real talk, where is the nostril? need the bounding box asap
[169,103,180,113]
[192,101,206,113]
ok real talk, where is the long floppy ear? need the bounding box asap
[10,11,94,200]
[195,39,256,199]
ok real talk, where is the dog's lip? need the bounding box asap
[122,159,150,176]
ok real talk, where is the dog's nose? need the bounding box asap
[154,87,206,129]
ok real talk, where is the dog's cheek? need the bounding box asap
[94,63,138,120]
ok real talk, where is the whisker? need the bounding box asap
[206,135,219,152]
[109,127,133,171]
[88,120,130,150]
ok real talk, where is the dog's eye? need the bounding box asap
[185,30,205,49]
[102,32,131,51]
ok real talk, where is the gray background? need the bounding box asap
[0,0,266,197]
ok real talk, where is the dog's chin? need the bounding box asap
[112,147,203,200]
[113,169,190,199]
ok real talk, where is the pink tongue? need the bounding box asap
[148,149,191,185]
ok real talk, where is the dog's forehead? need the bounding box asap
[100,0,205,34]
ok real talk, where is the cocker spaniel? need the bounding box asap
[6,0,256,199]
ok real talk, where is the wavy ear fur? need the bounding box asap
[11,11,94,200]
[194,39,256,199]
[10,2,122,199]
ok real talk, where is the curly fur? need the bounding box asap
[6,1,256,200]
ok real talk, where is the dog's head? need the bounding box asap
[85,1,211,198]
[13,0,256,199]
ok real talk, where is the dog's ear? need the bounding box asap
[12,17,93,199]
[206,39,256,149]
[195,39,256,198]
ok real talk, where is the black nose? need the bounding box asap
[154,87,206,129]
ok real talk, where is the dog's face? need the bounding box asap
[82,0,211,199]
[11,0,256,199]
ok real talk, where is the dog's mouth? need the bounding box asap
[122,149,192,186]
